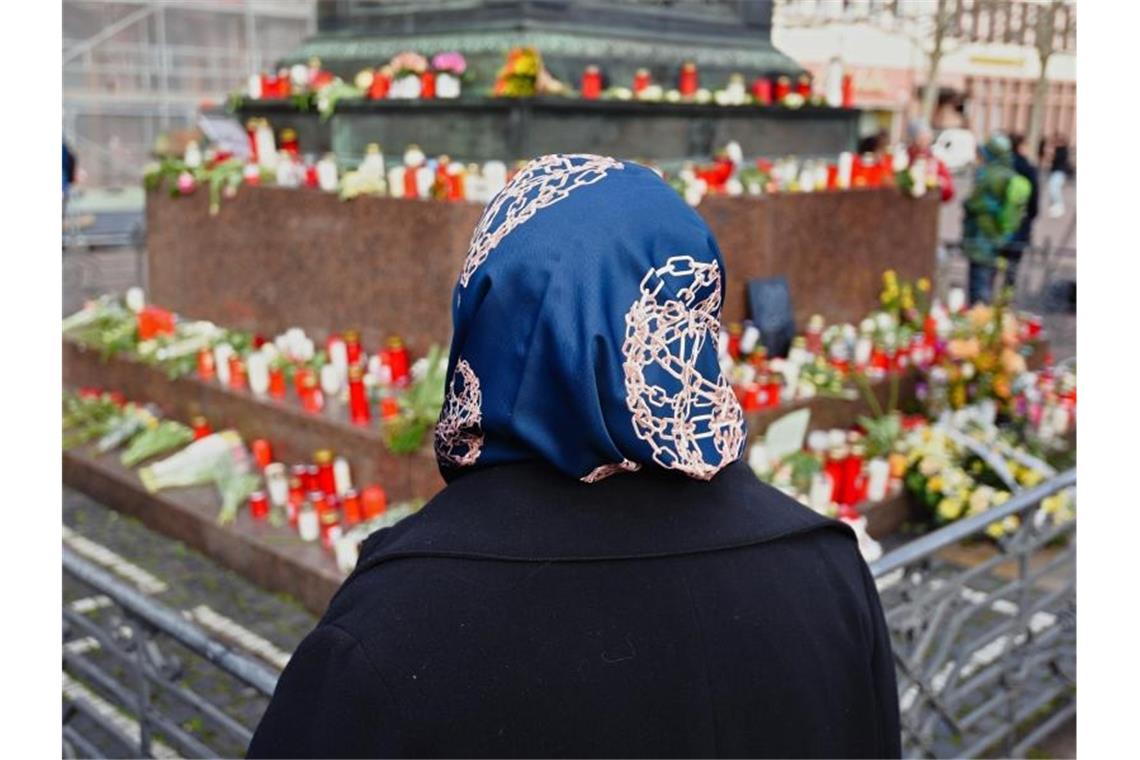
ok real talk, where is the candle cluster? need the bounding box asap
[670,141,941,206]
[63,290,446,455]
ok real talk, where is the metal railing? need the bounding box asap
[871,469,1076,758]
[62,548,280,759]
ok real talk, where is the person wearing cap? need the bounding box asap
[249,155,900,759]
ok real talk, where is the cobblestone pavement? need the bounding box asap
[63,487,316,757]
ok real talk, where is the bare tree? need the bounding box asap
[918,0,954,125]
[1026,0,1066,157]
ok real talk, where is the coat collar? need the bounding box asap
[352,461,848,575]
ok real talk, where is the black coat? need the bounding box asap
[248,461,901,759]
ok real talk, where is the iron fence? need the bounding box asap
[62,548,280,759]
[63,466,1075,758]
[871,469,1076,758]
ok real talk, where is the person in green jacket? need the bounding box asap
[962,133,1032,304]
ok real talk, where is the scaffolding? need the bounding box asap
[63,0,316,187]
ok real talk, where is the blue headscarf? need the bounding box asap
[434,154,746,484]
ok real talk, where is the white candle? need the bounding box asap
[247,73,262,100]
[298,504,319,542]
[740,325,761,355]
[316,154,338,192]
[264,462,288,508]
[333,534,359,574]
[333,456,353,497]
[125,287,146,314]
[837,151,853,189]
[947,288,966,314]
[254,121,277,170]
[247,352,270,396]
[866,458,890,502]
[809,472,832,512]
[328,338,348,382]
[387,166,405,198]
[319,363,341,396]
[360,144,385,182]
[213,344,233,386]
[854,336,872,367]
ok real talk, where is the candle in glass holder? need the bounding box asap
[297,499,319,542]
[213,344,233,386]
[249,491,270,521]
[247,352,270,396]
[751,77,772,105]
[191,416,212,441]
[739,323,761,356]
[362,485,387,519]
[320,364,342,397]
[265,463,289,509]
[369,68,391,99]
[319,506,341,550]
[343,329,363,365]
[808,471,832,512]
[342,488,363,527]
[774,76,791,102]
[386,336,411,386]
[420,69,436,99]
[795,74,812,98]
[843,444,865,506]
[333,456,353,497]
[346,365,371,424]
[679,62,698,96]
[866,457,889,502]
[580,65,602,99]
[228,354,247,391]
[380,396,401,421]
[250,438,273,470]
[805,314,825,355]
[286,476,304,526]
[314,450,337,495]
[300,374,324,413]
[196,347,216,380]
[825,446,848,506]
[268,365,287,399]
[633,68,651,95]
[765,376,782,408]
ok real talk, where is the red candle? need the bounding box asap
[796,74,812,99]
[249,491,270,521]
[293,366,313,397]
[870,345,889,371]
[196,348,216,380]
[774,76,791,102]
[825,163,839,190]
[304,465,321,494]
[347,365,371,425]
[319,508,341,550]
[751,77,772,105]
[580,65,602,99]
[841,73,854,107]
[447,170,465,201]
[632,68,650,95]
[386,337,411,386]
[314,449,337,496]
[280,128,299,156]
[679,62,698,97]
[740,383,762,412]
[251,439,273,470]
[726,324,742,361]
[191,416,212,441]
[420,70,436,99]
[268,366,287,399]
[825,446,848,506]
[403,168,419,199]
[342,488,362,527]
[108,391,127,408]
[228,355,246,391]
[765,377,782,408]
[362,485,387,519]
[369,70,391,99]
[304,164,319,188]
[300,374,324,413]
[287,476,304,527]
[842,445,865,506]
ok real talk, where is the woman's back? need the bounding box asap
[249,461,899,758]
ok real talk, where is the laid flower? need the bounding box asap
[937,497,964,522]
[1001,347,1027,375]
[917,277,931,293]
[948,337,980,360]
[389,51,428,76]
[431,51,466,75]
[968,484,995,515]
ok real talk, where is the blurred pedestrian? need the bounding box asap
[1047,133,1072,218]
[962,133,1031,304]
[249,157,901,759]
[906,118,955,202]
[998,133,1039,292]
[63,139,77,215]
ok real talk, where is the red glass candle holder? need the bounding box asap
[796,74,812,98]
[342,489,362,527]
[825,448,848,505]
[314,449,337,495]
[765,379,781,408]
[268,366,287,399]
[196,348,216,380]
[679,62,698,96]
[191,416,212,441]
[362,485,387,519]
[304,465,321,494]
[633,68,650,95]
[581,65,602,99]
[287,477,304,527]
[841,73,854,107]
[751,77,772,105]
[249,491,270,521]
[300,376,324,413]
[251,439,273,470]
[347,366,371,425]
[228,355,247,391]
[386,337,411,386]
[774,76,791,102]
[420,70,436,99]
[343,329,363,365]
[369,71,391,99]
[380,396,401,421]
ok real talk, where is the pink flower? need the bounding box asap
[388,51,428,75]
[431,51,467,75]
[176,171,196,194]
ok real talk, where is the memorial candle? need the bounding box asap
[227,354,247,391]
[251,439,273,470]
[196,347,216,380]
[347,365,371,424]
[300,374,324,413]
[751,77,772,105]
[633,68,651,95]
[386,337,411,386]
[866,457,890,502]
[362,485,387,519]
[297,500,319,542]
[774,75,791,102]
[314,450,337,496]
[342,489,362,527]
[679,62,698,96]
[247,352,270,396]
[268,365,287,399]
[843,444,866,506]
[248,491,270,521]
[841,73,854,107]
[380,396,401,421]
[795,73,812,98]
[191,416,212,441]
[333,456,353,497]
[265,463,289,510]
[369,68,391,99]
[765,376,782,408]
[825,446,848,505]
[420,69,436,99]
[580,65,602,99]
[286,476,304,526]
